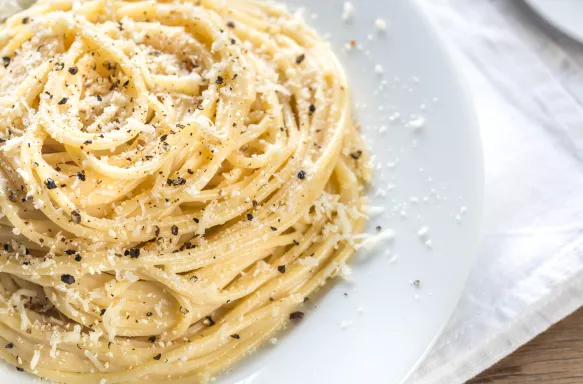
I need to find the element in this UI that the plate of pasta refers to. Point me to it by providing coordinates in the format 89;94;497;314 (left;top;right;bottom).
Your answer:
0;0;482;383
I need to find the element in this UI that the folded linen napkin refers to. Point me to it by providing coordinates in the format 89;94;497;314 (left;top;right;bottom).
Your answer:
410;0;583;382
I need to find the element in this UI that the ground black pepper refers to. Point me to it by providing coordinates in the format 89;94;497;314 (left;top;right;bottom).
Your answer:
45;178;57;189
61;274;75;285
205;316;215;326
124;248;140;258
167;177;186;186
70;211;81;224
289;311;304;320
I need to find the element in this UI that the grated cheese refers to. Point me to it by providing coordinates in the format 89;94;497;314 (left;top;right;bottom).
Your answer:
298;256;319;267
339;262;352;280
89;328;103;343
63;325;81;343
10;289;36;330
409;116;426;131
49;331;61;358
340;320;352;330
375;18;387;31
342;2;354;21
103;298;125;342
84;350;107;372
30;349;41;370
354;229;395;251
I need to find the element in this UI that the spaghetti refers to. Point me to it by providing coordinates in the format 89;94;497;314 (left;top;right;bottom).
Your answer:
0;0;370;382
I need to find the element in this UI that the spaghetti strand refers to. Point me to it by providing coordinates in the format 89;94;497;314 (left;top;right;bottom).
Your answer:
0;0;371;382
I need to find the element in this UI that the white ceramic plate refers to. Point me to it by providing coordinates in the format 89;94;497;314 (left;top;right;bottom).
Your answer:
525;0;583;44
223;1;483;383
1;1;483;383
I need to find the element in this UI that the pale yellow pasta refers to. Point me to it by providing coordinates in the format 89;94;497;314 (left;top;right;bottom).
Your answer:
0;0;370;382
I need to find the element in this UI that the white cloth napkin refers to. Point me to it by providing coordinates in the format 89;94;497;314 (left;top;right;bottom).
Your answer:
410;0;583;383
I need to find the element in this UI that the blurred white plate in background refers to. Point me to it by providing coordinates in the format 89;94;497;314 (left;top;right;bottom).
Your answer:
525;0;583;44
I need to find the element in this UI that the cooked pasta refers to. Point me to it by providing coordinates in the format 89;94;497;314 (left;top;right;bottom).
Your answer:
0;0;370;382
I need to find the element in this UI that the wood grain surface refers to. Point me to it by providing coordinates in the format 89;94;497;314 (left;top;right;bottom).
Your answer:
468;307;583;383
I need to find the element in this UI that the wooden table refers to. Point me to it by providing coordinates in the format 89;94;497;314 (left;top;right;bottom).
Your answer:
468;307;583;383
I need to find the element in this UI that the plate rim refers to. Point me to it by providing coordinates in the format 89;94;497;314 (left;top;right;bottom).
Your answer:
399;1;485;382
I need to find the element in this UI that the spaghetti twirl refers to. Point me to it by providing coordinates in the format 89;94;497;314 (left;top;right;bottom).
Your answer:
0;0;370;382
